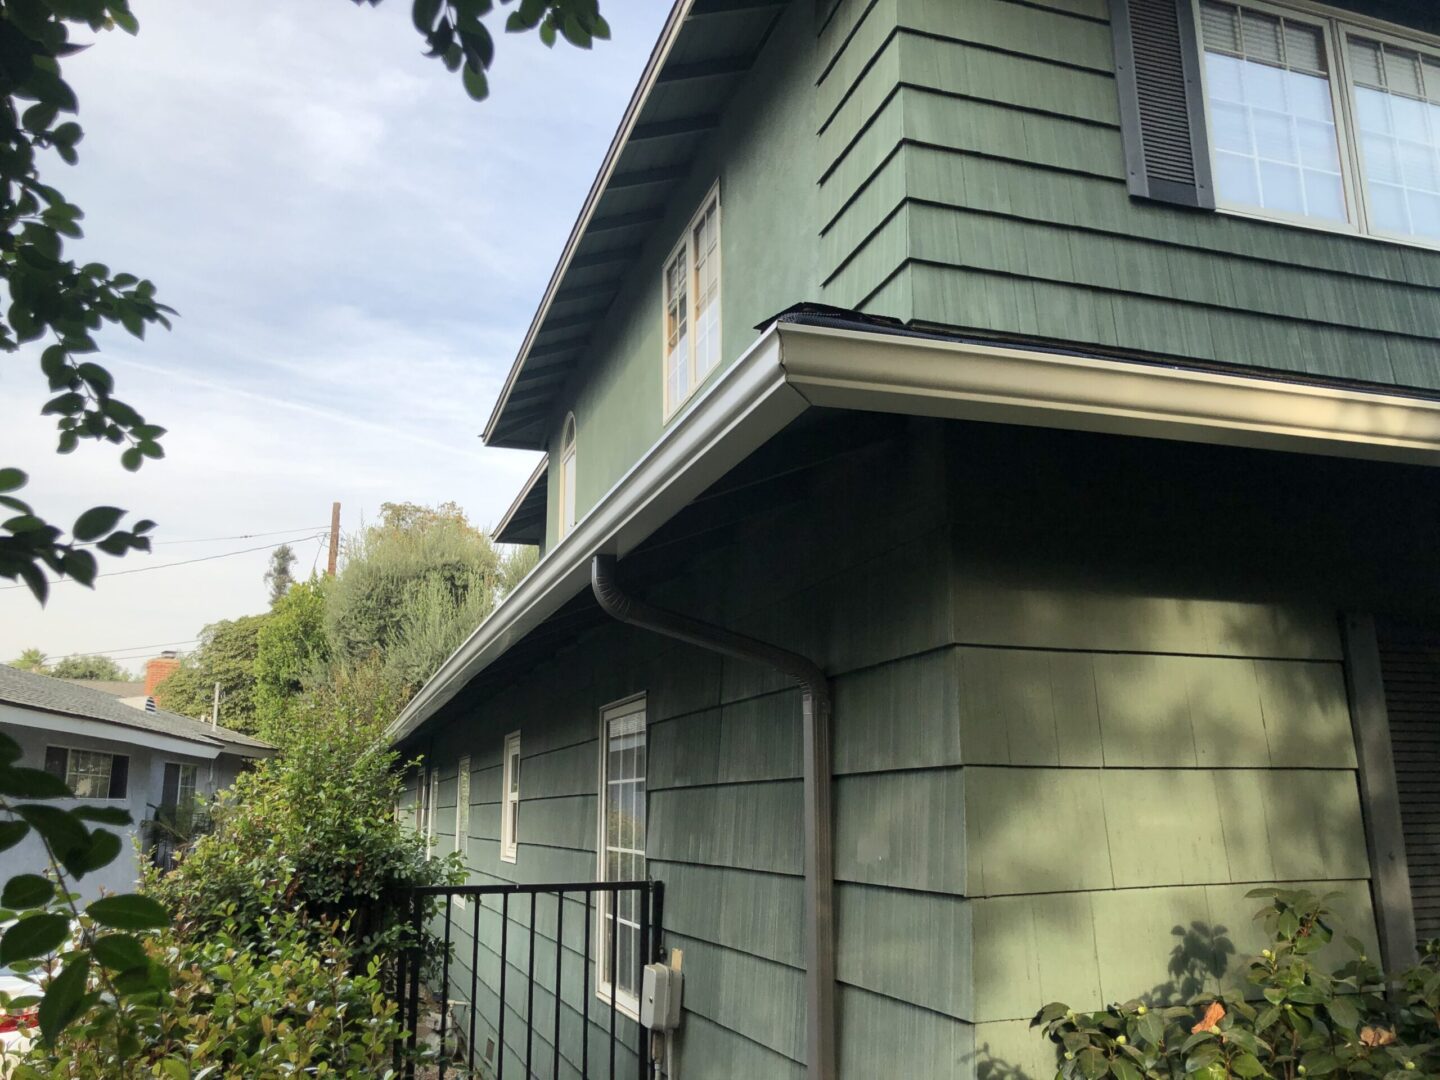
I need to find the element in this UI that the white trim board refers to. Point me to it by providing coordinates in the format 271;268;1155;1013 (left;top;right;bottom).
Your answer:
389;322;1440;742
0;705;222;760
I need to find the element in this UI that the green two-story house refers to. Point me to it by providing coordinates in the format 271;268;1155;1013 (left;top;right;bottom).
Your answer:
389;0;1440;1076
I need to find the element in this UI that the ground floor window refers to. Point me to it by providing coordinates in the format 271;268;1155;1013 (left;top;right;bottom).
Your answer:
596;695;647;1012
45;746;128;799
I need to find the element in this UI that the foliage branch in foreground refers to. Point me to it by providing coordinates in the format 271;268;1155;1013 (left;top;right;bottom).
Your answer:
1037;889;1440;1080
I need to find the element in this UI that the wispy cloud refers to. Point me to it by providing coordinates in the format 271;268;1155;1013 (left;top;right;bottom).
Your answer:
0;0;669;667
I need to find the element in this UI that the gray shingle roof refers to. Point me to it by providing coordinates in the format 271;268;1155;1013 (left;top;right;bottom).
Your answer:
0;664;272;756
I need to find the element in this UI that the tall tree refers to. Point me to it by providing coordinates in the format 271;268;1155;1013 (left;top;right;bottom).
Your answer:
9;647;47;673
154;615;269;732
1;0;609;603
264;543;297;606
325;501;501;699
253;576;331;737
49;653;128;680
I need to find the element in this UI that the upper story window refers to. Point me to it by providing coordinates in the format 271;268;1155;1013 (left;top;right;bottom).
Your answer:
1195;0;1440;244
558;414;577;538
662;186;721;420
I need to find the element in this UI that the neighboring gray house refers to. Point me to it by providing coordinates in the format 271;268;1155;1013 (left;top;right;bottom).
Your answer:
0;665;272;900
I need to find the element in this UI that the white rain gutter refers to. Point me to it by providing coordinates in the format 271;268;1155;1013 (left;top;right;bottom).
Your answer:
393;320;1440;744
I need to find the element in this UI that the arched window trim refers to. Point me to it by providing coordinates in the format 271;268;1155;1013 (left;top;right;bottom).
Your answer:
559;413;578;538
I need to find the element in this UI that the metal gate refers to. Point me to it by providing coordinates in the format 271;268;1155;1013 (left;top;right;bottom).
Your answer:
395;880;663;1079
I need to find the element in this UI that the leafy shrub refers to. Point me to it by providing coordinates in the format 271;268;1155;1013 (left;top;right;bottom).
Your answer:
1037;889;1440;1080
16;908;401;1079
252;575;331;737
143;665;461;963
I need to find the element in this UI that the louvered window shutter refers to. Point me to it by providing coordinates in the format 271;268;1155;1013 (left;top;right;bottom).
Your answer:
1110;0;1216;208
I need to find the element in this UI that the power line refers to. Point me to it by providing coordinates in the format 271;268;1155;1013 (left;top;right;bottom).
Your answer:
0;533;327;592
76;525;329;548
41;638;202;661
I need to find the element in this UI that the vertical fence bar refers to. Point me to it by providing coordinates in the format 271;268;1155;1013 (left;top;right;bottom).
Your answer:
637;885;650;1080
393;927;408;1075
583;891;592;1079
406;893;423;1080
553;892;565;1080
468;897;480;1074
526;891;538;1079
498;893;509;1080
609;885;618;1080
439;899;453;1080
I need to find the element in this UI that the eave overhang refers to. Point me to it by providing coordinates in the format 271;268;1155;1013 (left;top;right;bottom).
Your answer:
483;0;788;451
390;321;1440;743
494;457;549;546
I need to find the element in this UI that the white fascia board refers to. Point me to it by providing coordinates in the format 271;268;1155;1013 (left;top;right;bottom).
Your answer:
389;327;803;742
777;324;1440;466
0;707;222;760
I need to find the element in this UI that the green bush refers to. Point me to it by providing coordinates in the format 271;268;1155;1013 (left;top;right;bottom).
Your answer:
143;661;461;963
16;908;401;1080
1037;889;1440;1080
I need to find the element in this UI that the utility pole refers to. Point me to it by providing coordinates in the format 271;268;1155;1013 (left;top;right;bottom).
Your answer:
327;502;341;577
211;681;220;728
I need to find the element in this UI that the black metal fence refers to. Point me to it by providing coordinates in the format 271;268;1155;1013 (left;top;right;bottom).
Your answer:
395;880;664;1080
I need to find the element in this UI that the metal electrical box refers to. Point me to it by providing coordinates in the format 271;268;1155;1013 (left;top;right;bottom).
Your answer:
640;963;683;1031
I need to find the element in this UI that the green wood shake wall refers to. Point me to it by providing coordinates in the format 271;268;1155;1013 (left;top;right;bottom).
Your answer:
817;0;1440;392
399;415;1440;1078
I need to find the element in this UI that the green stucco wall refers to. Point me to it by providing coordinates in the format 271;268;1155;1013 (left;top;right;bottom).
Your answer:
818;0;1440;392
405;414;1440;1078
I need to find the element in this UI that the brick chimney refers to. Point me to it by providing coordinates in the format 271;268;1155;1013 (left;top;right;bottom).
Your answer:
145;651;180;696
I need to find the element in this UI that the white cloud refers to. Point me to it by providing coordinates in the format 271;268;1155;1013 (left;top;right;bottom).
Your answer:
0;0;669;667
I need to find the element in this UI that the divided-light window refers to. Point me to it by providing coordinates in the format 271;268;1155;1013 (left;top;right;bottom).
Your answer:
662;187;721;420
45;746;128;800
1197;0;1440;244
500;732;520;864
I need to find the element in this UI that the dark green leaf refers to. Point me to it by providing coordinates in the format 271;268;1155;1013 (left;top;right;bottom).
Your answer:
37;955;89;1046
0;913;70;964
0;766;71;799
71;806;130;826
1;875;55;909
66;827;120;878
86;894;168;931
0;468;25;494
15;804;87;858
71;506;124;542
91;933;147;972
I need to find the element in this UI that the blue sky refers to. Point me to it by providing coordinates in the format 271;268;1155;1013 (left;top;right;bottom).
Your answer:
0;0;669;672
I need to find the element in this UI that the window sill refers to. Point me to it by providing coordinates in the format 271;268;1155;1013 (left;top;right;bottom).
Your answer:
1215;203;1440;255
594;987;640;1023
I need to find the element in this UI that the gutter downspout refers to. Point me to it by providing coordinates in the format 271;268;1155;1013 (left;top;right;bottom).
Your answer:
590;554;836;1078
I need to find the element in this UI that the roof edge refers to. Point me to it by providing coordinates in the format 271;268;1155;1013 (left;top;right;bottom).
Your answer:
391;323;802;743
482;0;695;448
493;456;549;546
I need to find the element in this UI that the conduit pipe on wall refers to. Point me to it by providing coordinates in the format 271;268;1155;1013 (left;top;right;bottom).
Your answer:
590;554;836;1079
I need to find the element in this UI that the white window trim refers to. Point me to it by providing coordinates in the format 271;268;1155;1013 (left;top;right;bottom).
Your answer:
454;755;471;907
1193;0;1440;251
500;732;521;864
594;693;647;1020
558;414;578;540
661;183;723;423
162;760;200;802
426;767;440;859
45;743;129;802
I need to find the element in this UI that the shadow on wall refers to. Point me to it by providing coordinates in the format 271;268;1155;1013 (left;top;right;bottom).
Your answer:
967;921;1236;1080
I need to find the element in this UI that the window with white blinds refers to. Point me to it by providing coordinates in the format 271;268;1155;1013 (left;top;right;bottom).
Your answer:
1192;0;1440;245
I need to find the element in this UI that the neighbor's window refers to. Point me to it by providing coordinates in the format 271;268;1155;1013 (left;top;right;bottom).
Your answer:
596;696;646;1013
558;414;578;538
500;733;521;864
45;746;128;800
662;187;721;419
160;762;198;808
1197;0;1440;244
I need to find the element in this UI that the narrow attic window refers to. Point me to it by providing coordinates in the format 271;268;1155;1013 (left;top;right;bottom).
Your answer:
662;185;721;421
559;414;578;538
